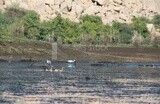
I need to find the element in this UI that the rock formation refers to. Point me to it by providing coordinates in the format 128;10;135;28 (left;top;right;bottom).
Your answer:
0;0;160;24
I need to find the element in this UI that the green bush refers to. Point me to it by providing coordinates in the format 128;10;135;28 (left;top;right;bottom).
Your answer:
22;10;40;39
132;17;150;38
7;21;24;37
0;11;11;24
112;21;134;44
0;11;11;36
79;15;107;44
39;15;82;44
79;14;103;24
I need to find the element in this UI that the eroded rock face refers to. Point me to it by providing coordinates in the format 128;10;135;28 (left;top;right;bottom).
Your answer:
92;0;108;6
0;0;160;24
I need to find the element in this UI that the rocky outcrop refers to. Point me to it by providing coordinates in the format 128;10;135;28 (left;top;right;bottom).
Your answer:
0;0;160;24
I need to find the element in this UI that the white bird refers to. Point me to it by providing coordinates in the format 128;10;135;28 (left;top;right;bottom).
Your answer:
46;60;52;64
67;60;76;63
67;60;76;68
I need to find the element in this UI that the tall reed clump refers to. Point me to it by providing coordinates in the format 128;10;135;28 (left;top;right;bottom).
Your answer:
151;31;160;47
132;31;143;47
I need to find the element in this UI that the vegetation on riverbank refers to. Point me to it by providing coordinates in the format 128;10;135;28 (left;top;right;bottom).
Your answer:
0;5;160;47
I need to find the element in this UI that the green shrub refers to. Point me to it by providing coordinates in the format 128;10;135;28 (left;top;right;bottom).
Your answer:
22;10;40;39
0;11;11;37
7;21;24;37
79;14;103;24
79;15;107;44
132;17;150;38
112;21;134;44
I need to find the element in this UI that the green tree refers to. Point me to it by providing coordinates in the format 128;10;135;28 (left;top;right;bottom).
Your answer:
38;21;52;40
0;11;11;37
112;21;134;44
39;15;81;43
79;15;106;44
27;27;39;39
22;10;40;39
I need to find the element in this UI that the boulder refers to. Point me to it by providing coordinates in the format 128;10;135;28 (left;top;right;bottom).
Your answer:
83;5;100;15
68;10;77;20
53;0;65;5
114;7;121;13
1;0;160;24
79;0;91;4
60;2;68;11
19;3;29;9
147;24;156;33
45;4;54;14
67;0;72;12
92;0;107;6
75;4;84;16
44;0;54;5
119;14;127;21
35;0;46;12
0;0;4;5
4;0;12;6
113;0;123;5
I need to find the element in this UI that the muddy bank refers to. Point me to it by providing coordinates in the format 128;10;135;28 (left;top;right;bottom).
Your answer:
59;45;160;62
0;41;160;62
0;40;52;61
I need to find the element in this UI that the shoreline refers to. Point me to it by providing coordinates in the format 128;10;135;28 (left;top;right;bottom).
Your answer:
0;40;160;62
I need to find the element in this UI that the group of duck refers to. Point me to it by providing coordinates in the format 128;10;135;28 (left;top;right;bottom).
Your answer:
42;60;76;72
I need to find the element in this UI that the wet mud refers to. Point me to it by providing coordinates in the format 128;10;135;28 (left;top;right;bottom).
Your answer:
0;61;160;104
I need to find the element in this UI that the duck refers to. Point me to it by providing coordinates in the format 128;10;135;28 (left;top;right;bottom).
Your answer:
42;65;51;71
43;66;64;72
52;67;64;72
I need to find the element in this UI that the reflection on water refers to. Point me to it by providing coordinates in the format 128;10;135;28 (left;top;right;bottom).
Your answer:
0;61;160;104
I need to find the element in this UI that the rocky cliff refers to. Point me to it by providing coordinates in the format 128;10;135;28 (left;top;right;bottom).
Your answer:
0;0;160;23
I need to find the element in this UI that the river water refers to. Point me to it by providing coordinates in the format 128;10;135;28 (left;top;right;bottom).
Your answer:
0;61;160;104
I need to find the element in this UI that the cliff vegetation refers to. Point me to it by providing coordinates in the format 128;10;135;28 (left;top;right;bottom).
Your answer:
0;6;160;47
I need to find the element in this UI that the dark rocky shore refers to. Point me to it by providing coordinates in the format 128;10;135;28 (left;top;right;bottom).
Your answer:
0;40;160;62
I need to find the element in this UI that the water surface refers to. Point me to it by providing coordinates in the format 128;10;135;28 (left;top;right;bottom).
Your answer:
0;61;160;104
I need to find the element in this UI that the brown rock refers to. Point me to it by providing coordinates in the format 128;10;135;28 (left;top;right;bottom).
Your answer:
147;24;156;34
83;5;101;15
75;4;84;17
92;0;108;6
113;0;123;5
0;0;160;24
